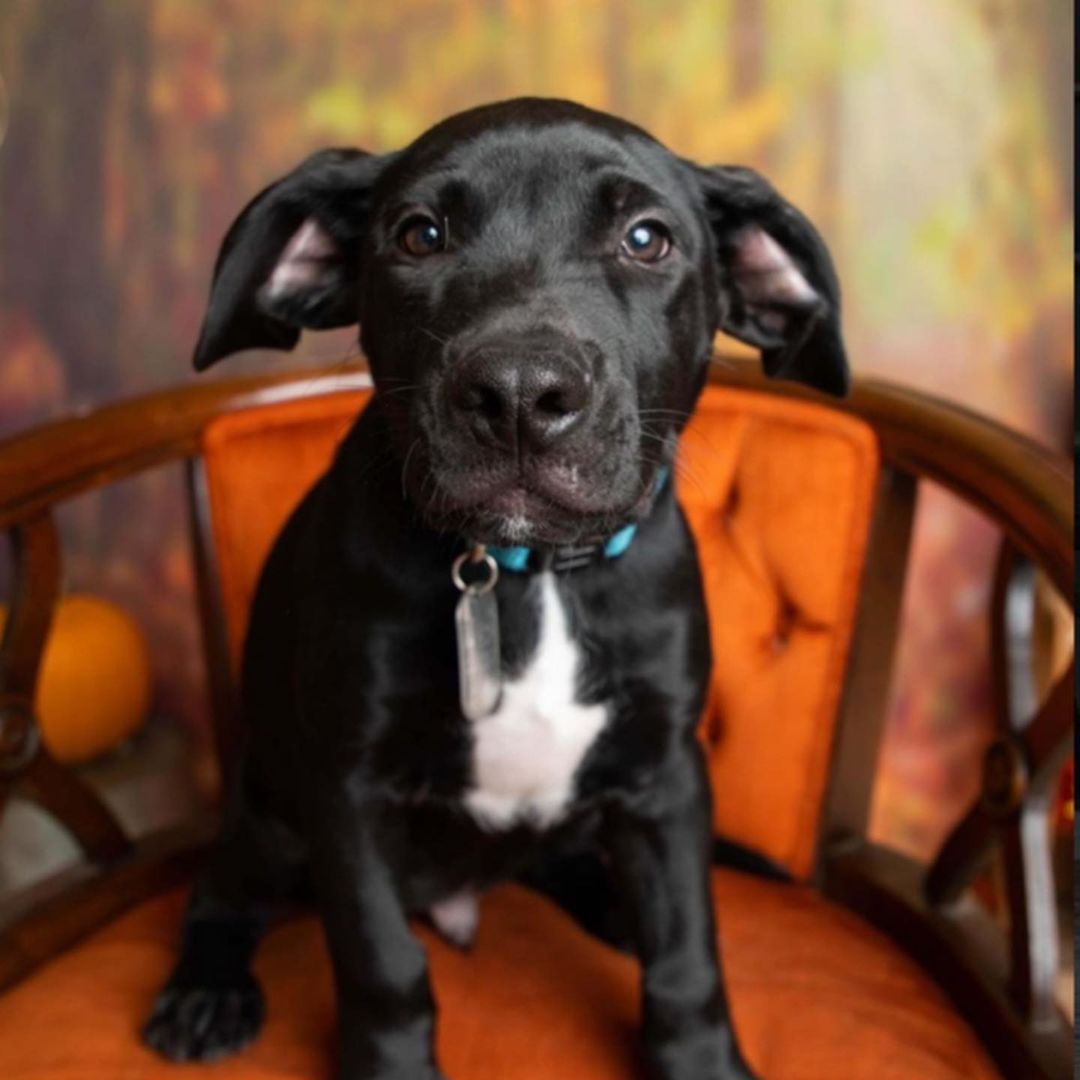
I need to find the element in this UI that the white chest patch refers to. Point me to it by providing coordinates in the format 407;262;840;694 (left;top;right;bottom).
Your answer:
464;573;608;829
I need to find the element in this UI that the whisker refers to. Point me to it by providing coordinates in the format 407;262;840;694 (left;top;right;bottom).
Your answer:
709;353;738;371
638;429;710;500
637;408;693;420
418;327;452;347
376;383;422;401
400;438;421;500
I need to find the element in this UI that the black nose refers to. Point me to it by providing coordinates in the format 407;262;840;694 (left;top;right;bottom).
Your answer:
448;345;592;453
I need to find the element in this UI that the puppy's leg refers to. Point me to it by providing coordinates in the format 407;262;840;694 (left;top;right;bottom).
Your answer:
310;791;444;1080
606;743;759;1080
142;794;300;1062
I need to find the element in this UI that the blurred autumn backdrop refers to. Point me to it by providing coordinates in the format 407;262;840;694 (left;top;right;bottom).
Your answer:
0;0;1072;858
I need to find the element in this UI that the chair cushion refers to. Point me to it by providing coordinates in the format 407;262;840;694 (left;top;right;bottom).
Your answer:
677;389;878;877
0;869;997;1079
200;384;879;879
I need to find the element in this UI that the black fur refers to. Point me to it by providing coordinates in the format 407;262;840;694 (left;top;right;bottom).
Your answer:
144;98;847;1080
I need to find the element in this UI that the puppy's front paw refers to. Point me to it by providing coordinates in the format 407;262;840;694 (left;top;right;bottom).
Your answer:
142;973;265;1062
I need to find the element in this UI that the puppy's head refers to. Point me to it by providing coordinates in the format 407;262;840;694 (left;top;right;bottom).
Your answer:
195;98;848;546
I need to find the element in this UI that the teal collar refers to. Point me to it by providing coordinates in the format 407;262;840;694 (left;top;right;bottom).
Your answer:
485;466;669;574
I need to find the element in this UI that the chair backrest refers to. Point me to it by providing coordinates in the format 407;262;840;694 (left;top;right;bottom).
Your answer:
199;384;879;878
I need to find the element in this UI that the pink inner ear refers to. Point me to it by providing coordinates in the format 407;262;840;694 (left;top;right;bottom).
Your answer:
732;226;818;310
263;217;337;299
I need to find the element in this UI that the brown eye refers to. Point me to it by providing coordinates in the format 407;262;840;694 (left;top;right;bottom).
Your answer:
621;221;671;262
398;216;446;256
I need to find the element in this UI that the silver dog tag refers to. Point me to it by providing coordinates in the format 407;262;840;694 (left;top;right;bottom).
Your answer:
452;547;502;721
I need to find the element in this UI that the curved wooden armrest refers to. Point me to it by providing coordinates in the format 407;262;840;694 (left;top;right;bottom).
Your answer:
0;366;374;529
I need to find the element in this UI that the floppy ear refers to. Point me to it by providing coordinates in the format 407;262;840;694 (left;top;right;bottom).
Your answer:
692;164;849;397
193;148;391;371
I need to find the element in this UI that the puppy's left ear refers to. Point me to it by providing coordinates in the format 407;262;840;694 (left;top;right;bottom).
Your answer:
691;164;849;397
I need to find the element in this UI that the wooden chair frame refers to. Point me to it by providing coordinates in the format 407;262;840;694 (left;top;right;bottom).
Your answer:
0;356;1071;1079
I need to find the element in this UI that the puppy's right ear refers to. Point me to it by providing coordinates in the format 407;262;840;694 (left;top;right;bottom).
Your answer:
193;148;392;371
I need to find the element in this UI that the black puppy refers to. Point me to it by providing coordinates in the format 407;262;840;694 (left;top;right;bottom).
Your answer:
144;98;847;1080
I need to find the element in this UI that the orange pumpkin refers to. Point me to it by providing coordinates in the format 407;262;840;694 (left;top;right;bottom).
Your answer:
0;594;152;764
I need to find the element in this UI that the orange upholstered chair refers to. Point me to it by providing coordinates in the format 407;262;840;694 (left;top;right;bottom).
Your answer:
0;358;1071;1079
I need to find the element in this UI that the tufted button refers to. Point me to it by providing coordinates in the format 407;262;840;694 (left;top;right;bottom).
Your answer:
720;485;740;526
769;597;799;654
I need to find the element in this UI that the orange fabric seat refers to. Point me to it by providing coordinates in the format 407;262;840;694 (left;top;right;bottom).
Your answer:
0;869;997;1079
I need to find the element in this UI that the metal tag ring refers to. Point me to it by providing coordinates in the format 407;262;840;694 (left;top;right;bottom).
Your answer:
452;548;499;595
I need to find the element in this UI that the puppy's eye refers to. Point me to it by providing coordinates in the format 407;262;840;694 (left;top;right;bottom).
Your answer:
398;216;446;256
621;221;671;263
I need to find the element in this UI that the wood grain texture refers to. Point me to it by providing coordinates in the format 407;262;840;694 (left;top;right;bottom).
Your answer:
0;515;132;863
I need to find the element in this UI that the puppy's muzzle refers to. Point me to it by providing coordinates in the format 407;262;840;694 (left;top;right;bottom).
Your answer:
446;340;593;456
